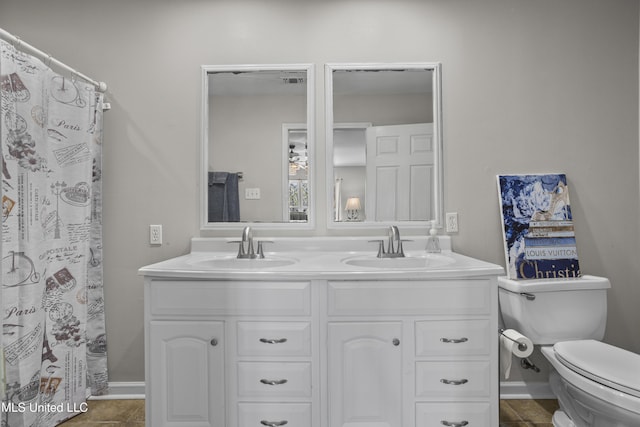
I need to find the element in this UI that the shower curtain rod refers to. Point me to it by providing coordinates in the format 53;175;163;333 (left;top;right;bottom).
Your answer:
0;27;108;93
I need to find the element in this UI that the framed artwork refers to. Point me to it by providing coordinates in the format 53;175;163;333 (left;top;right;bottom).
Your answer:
497;174;581;280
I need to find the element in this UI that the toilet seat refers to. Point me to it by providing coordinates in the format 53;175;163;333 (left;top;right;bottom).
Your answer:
554;340;640;398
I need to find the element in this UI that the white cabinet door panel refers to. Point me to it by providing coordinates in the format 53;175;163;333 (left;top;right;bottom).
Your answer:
328;322;403;427
149;321;225;427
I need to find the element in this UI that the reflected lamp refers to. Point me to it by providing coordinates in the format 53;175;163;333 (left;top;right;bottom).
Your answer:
345;197;361;221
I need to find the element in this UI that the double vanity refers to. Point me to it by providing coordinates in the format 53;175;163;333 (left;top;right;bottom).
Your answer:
139;231;503;427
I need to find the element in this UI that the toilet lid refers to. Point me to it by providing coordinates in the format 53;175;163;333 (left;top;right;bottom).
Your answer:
554;340;640;398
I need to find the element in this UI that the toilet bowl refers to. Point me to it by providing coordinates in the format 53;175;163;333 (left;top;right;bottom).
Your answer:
498;275;640;427
542;341;640;427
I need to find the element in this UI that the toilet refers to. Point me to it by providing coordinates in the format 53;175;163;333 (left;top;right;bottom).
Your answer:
498;275;640;427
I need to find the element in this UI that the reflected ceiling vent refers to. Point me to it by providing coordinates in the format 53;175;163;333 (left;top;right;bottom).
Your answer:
282;77;305;84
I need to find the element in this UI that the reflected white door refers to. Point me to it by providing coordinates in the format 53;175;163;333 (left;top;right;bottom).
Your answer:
365;123;434;221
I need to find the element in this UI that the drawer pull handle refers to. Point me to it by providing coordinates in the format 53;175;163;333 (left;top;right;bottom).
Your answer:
260;420;288;426
260;379;288;386
440;337;468;344
440;378;468;386
210;338;218;346
260;338;288;344
441;421;469;427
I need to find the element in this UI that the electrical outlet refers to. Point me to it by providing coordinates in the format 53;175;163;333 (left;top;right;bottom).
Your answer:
149;224;162;245
445;212;459;233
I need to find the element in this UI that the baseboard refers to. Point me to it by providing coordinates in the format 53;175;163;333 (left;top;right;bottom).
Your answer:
89;381;145;400
92;380;553;401
500;381;555;399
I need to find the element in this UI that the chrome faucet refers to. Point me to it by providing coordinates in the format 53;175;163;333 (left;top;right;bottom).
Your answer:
239;226;255;258
372;225;406;258
233;226;269;259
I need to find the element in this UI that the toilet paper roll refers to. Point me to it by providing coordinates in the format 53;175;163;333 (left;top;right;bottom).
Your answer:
500;329;534;379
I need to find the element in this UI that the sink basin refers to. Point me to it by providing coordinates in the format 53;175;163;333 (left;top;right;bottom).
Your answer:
343;254;455;269
188;256;298;270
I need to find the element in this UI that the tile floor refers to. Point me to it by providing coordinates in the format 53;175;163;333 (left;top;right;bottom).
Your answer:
500;399;559;426
57;398;559;426
57;399;144;426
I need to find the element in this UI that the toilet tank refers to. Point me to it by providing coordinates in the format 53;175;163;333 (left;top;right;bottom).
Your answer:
498;275;610;345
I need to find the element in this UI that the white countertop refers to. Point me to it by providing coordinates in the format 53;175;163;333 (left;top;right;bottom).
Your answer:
139;236;504;280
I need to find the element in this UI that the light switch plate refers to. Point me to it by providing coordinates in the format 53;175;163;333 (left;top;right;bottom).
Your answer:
245;188;261;200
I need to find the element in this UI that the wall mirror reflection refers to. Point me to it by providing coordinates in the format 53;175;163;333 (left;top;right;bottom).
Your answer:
326;63;443;228
201;64;314;230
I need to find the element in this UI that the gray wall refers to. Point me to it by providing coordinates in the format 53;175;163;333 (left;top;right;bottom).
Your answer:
2;0;638;386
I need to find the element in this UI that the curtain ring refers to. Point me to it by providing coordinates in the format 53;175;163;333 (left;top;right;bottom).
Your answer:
46;55;53;68
13;36;21;50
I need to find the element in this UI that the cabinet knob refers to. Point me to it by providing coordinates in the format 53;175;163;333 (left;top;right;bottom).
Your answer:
210;338;218;346
260;421;288;426
392;338;400;346
441;421;469;427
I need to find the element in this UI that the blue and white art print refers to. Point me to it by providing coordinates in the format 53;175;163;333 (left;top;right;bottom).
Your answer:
497;174;581;280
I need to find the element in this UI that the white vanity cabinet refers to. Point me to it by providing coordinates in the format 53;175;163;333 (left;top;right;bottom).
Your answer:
144;279;316;427
327;321;403;426
326;279;498;427
142;244;501;427
148;320;225;427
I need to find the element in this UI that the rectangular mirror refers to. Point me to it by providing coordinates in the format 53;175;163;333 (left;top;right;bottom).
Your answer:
325;63;443;229
201;64;314;230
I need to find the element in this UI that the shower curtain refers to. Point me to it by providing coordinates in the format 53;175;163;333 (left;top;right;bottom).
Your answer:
0;40;108;426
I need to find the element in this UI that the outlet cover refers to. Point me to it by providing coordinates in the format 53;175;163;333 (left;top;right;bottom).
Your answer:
150;224;162;245
445;212;459;233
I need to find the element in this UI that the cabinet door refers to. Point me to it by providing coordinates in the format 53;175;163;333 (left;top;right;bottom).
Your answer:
149;321;225;427
328;322;402;427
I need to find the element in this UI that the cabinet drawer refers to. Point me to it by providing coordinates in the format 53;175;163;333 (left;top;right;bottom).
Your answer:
416;402;491;427
238;403;311;427
237;322;311;357
328;280;491;315
238;362;312;398
149;281;311;316
416;361;491;398
415;319;491;357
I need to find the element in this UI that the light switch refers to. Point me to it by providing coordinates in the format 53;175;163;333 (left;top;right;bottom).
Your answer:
245;188;261;200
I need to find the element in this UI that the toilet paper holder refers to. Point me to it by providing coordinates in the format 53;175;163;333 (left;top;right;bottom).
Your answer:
499;328;529;352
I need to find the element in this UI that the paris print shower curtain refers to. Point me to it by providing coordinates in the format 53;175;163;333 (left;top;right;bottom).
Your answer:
0;40;108;426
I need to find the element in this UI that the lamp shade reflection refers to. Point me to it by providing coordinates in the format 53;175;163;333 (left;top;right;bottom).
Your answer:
345;197;361;221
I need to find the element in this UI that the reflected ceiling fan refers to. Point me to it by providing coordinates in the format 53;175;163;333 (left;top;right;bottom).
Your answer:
289;143;308;173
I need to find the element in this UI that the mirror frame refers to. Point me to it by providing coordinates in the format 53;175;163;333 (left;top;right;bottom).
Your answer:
325;62;444;229
200;64;315;230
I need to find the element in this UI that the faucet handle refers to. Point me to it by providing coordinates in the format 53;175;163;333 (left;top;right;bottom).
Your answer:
369;240;386;258
228;240;245;256
397;239;413;257
256;240;273;259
